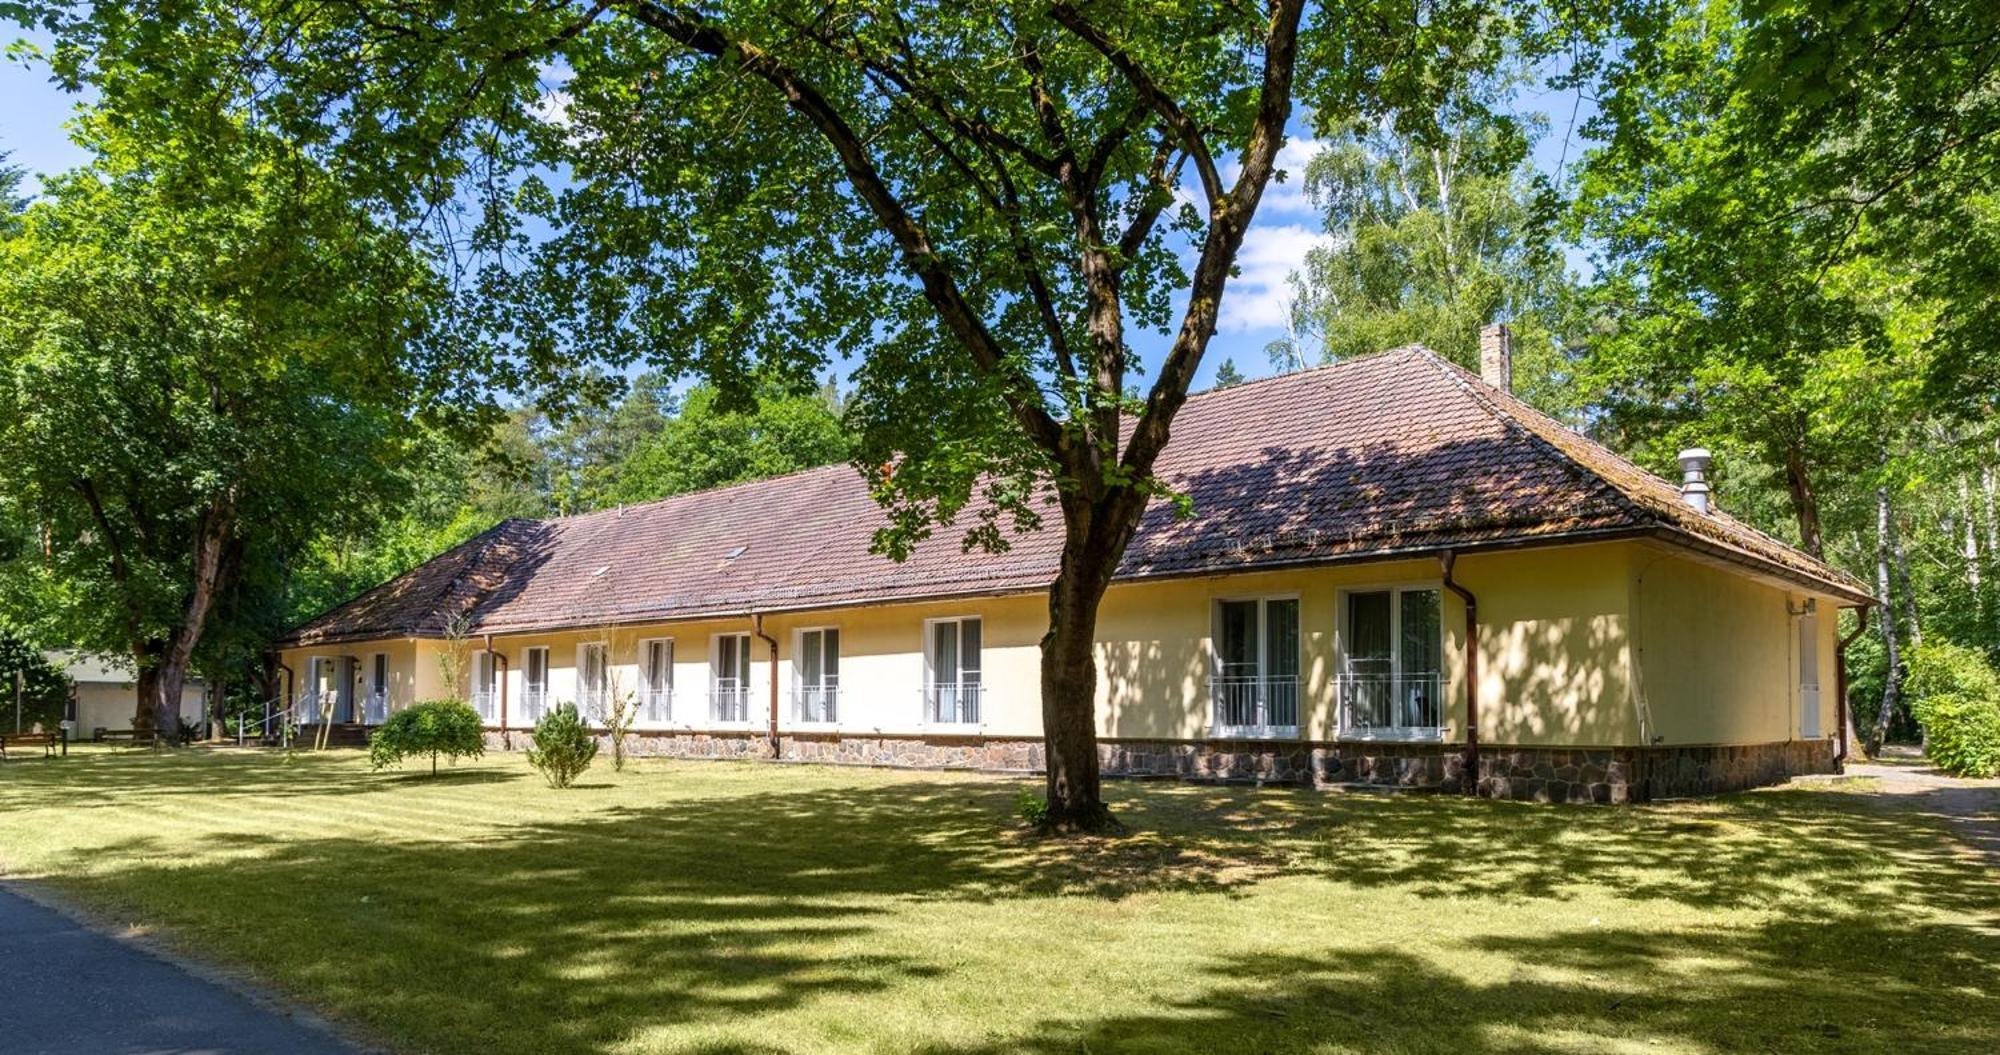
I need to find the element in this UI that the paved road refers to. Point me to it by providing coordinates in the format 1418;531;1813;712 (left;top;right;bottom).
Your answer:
0;884;363;1055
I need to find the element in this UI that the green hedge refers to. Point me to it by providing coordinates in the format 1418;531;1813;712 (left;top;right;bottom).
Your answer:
1906;643;2000;778
369;700;486;775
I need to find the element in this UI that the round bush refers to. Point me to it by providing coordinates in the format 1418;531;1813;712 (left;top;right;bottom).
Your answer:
369;700;486;775
1911;692;2000;779
527;701;597;789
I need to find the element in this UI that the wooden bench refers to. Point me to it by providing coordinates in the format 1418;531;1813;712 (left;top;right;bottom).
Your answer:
94;728;162;750
0;729;63;760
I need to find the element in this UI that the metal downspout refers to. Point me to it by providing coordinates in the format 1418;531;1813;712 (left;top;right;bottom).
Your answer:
1835;606;1870;766
752;613;780;759
1440;551;1480;796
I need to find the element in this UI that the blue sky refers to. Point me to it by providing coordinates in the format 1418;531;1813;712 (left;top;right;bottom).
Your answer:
0;31;1594;394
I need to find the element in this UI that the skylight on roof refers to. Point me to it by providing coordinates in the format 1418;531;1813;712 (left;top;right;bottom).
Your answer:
725;545;748;560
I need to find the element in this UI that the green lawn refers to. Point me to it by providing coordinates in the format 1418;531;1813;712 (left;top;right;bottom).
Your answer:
1;747;1994;1055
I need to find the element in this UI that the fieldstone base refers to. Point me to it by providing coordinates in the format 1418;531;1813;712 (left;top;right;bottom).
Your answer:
479;727;1839;803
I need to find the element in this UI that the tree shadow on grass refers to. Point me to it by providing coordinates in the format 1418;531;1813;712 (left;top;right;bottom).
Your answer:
10;754;1998;1053
1113;780;1999;919
916;915;2000;1055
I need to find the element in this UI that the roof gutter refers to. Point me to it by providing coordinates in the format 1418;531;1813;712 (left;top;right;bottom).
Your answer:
1834;606;1871;766
1439;550;1480;796
751;612;780;759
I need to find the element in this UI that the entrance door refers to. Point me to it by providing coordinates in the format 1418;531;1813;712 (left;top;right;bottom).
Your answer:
1799;611;1821;738
308;658;338;724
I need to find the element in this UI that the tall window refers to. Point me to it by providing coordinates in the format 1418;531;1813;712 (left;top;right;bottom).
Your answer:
797;628;840;723
577;643;608;725
925;618;982;724
713;633;752;722
641;639;673;723
1340;587;1443;737
523;647;550;723
1212;598;1300;734
469;651;497;722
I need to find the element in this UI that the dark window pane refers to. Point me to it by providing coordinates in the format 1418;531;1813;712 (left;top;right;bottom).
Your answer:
1400;589;1441;674
960;619;981;675
1348;591;1392;674
1219;600;1259;677
1266;599;1299;678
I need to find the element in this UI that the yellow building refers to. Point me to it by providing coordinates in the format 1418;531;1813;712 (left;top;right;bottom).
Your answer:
277;341;1870;802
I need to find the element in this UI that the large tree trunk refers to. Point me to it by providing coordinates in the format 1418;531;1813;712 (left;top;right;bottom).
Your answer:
1869;485;1905;757
1782;439;1825;558
1037;500;1134;833
145;500;236;739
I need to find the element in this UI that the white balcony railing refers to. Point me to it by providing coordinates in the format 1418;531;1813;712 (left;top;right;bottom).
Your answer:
639;689;672;724
363;691;389;725
793;684;838;724
471;691;498;723
1210;675;1299;736
1337;672;1444;740
519;689;549;725
923;681;982;726
710;681;752;723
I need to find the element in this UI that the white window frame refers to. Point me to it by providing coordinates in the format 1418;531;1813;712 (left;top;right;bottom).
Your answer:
1208;594;1302;739
792;626;841;727
710;632;756;727
922;615;984;729
470;650;498;723
574;642;609;726
521;646;551;724
637;637;674;725
1334;580;1447;742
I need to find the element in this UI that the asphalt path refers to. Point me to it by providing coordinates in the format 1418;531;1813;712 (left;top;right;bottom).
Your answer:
0;884;364;1054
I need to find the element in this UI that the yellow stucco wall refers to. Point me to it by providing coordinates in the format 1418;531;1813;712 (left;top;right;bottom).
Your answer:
1629;544;1841;746
279;538;1843;749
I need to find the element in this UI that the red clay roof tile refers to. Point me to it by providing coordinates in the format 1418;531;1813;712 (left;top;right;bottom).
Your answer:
282;347;1869;645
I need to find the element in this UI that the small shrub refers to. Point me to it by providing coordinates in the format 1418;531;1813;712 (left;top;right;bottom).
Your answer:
369;700;486;775
1014;789;1048;828
528;702;598;789
1911;692;2000;779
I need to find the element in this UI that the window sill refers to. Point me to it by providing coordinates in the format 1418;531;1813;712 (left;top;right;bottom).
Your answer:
920;723;987;736
1210;726;1301;741
1338;727;1446;743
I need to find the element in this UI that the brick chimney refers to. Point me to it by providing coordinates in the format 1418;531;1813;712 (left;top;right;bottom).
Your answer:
1479;323;1513;392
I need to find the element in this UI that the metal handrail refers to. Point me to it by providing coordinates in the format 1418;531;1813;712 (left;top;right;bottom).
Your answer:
1336;671;1443;737
792;684;839;723
1210;674;1300;733
921;681;982;725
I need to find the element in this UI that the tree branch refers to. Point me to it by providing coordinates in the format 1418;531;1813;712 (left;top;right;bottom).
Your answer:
1049;2;1225;208
1120;0;1305;480
618;0;1070;461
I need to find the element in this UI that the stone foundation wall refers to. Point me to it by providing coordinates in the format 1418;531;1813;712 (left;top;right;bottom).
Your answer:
479;727;1839;803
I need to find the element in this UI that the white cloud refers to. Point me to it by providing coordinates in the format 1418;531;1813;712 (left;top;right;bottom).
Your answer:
1252;135;1327;219
1215;222;1333;333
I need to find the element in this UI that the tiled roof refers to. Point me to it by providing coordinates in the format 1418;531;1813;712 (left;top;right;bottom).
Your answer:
281;347;1870;645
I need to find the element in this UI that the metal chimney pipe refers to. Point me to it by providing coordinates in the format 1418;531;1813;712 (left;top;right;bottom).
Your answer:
1678;448;1714;513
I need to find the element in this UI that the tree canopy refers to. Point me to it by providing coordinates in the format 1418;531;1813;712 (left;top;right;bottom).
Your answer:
0;114;473;732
